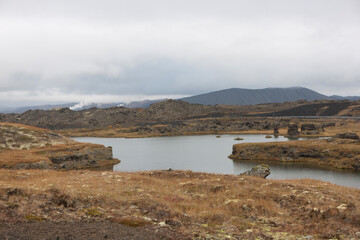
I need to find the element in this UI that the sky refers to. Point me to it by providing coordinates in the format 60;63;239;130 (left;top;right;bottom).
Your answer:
0;0;360;107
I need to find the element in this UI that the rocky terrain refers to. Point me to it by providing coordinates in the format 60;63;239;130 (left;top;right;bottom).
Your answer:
0;123;119;170
1;100;360;239
0;100;359;137
0;169;359;239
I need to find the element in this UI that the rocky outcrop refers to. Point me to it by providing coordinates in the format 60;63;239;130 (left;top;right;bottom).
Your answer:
0;123;119;170
12;144;120;170
335;132;359;140
240;164;270;178
273;126;279;136
229;139;360;170
301;123;322;135
47;145;116;170
287;124;299;138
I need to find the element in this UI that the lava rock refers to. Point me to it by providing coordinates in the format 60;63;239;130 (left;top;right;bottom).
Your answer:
241;164;271;178
287;124;299;138
301;123;321;135
335;132;359;139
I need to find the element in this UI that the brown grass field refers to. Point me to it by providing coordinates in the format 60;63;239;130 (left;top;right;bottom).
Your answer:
0;169;359;239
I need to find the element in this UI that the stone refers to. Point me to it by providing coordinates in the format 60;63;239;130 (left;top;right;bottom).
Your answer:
287;124;299;138
210;185;225;193
273;127;279;136
301;123;321;135
335;132;359;140
240;164;271;178
224;199;240;205
336;203;347;213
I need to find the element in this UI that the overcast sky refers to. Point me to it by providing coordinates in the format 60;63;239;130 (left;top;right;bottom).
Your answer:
0;0;359;106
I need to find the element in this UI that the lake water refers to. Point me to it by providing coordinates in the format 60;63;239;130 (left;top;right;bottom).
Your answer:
73;135;360;189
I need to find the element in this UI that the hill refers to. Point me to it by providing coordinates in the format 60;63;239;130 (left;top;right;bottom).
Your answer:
330;95;360;101
181;87;330;105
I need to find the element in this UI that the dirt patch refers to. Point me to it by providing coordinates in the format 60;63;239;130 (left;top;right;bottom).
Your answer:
0;221;186;240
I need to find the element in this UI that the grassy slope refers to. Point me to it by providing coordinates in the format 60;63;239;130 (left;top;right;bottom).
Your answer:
0;170;359;239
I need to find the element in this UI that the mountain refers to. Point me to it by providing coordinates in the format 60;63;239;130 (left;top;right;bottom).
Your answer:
330;95;360;101
181;87;331;105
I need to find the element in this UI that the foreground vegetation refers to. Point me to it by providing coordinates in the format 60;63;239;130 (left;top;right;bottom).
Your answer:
0;169;359;239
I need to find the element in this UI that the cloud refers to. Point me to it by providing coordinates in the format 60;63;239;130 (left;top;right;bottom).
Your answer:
0;0;359;106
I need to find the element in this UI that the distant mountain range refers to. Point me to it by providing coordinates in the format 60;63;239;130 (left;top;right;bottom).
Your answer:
0;87;358;113
0;99;166;113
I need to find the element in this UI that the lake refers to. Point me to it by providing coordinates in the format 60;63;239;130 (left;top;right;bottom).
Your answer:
73;134;360;189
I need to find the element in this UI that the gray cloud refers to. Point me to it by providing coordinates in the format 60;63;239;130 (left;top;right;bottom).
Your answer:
0;0;359;106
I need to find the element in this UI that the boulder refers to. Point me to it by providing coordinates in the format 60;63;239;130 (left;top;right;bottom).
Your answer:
287;124;299;138
273;127;279;136
335;132;359;140
240;164;270;178
301;123;321;135
322;122;336;128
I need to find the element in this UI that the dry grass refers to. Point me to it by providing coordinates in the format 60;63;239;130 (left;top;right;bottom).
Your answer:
0;122;50;132
0;122;74;150
0;169;359;239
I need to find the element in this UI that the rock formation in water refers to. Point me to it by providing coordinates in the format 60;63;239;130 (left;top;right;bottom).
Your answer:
287;123;300;138
300;123;322;135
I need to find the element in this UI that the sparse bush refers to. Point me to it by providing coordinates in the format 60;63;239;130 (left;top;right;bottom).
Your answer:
84;207;103;216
